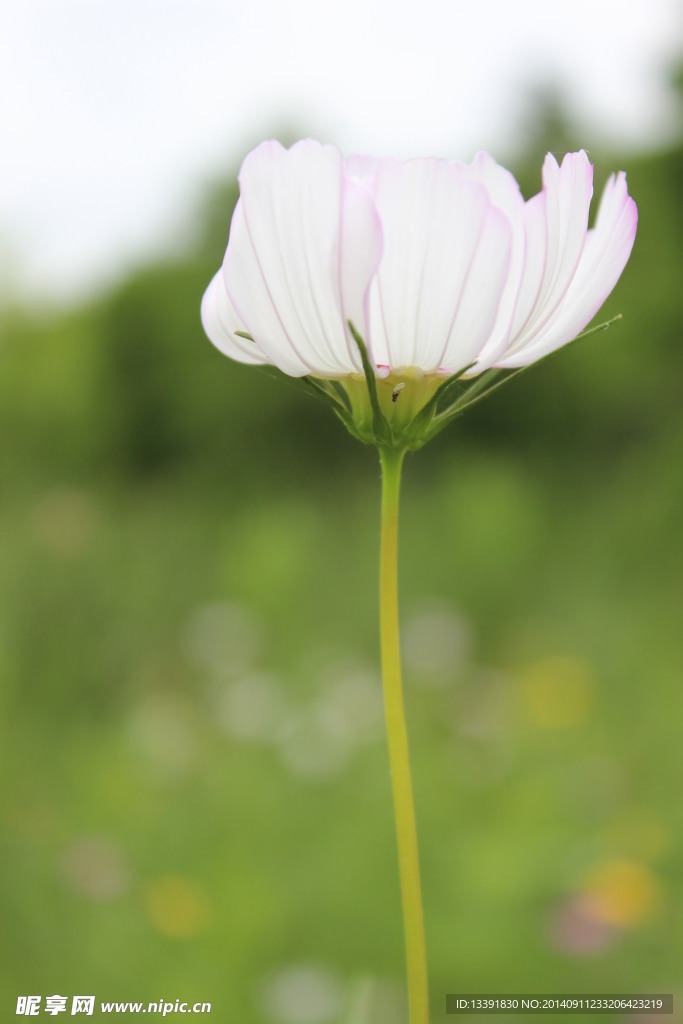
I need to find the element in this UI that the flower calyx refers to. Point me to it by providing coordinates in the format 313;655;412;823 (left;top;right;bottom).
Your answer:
296;316;624;452
306;323;476;451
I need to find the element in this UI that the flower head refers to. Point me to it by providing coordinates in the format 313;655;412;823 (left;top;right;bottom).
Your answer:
202;140;637;448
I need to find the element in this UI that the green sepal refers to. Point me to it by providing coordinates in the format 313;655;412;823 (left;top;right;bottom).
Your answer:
300;375;349;412
439;366;506;415
421;369;514;441
409;362;476;438
422;313;624;442
326;378;353;413
331;406;373;445
250;365;347;418
300;376;366;440
347;321;392;445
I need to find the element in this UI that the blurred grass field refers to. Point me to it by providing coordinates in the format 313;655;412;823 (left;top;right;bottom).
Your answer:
1;133;682;1022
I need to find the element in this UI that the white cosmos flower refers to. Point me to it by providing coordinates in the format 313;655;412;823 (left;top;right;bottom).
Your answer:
202;139;637;385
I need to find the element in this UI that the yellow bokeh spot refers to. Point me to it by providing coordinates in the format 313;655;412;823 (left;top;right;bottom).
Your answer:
583;859;661;927
143;875;210;938
518;655;593;729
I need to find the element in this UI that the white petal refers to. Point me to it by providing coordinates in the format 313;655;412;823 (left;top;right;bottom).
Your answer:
345;153;383;184
364;158;512;373
339;173;384;362
496;172;638;367
460;152;527;369
200;269;271;366
439;205;513;372
224;139;381;377
222;200;311;376
505;192;548;343
501;150;594;360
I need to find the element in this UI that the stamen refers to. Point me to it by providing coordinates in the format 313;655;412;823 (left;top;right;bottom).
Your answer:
392;382;406;403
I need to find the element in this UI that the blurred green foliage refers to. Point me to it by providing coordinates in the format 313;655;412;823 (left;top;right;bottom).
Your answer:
1;126;682;1024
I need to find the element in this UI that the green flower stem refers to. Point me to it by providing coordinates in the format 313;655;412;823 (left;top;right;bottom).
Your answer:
378;447;429;1024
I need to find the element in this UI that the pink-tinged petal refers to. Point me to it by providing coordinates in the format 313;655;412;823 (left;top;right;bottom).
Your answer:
338;174;384;365
223;199;311;376
203;141;637;388
460;151;527;369
496;172;637;367
200;269;272;366
364;158;512;373
505;192;548;341
224;139;382;377
439;204;512;372
345;152;384;186
502;151;594;360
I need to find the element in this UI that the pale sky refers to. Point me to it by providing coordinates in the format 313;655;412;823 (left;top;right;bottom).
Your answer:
2;0;681;304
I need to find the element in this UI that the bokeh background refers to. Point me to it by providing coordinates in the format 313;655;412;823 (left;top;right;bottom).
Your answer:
1;2;682;1022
